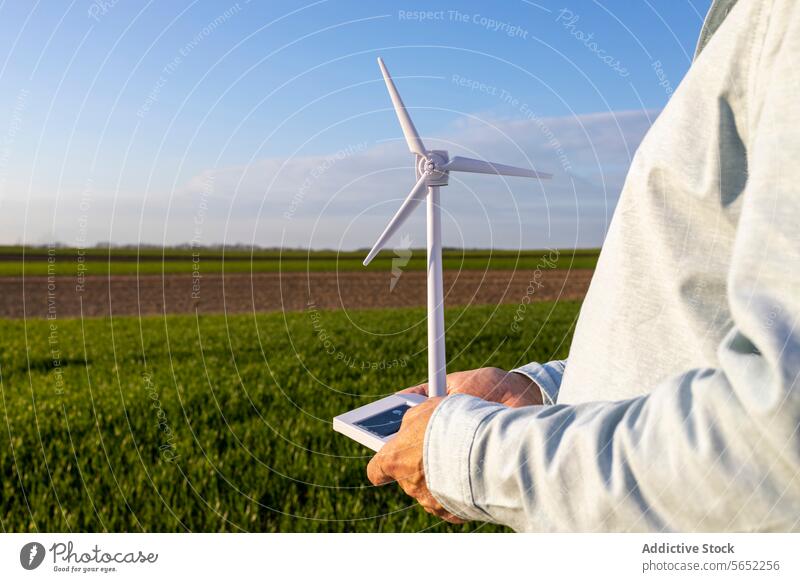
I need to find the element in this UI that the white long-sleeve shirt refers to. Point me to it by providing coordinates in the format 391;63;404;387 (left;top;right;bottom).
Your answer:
424;0;800;532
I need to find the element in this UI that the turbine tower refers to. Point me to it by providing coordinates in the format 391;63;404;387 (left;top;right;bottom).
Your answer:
365;58;551;397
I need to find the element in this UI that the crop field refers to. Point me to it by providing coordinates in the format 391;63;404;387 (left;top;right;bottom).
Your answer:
0;246;599;276
0;300;579;532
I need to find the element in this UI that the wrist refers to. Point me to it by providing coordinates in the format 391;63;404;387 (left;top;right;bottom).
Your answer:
509;370;544;406
510;361;566;406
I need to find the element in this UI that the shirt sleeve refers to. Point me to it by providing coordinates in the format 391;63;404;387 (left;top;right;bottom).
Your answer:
424;3;800;532
511;359;567;405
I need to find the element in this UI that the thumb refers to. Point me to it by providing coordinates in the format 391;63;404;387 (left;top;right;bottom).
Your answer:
366;455;394;486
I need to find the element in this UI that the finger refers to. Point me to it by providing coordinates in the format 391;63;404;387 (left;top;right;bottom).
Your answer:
398;383;428;396
426;505;465;524
420;501;465;524
366;455;394;486
394;471;425;499
439;511;466;524
418;490;460;519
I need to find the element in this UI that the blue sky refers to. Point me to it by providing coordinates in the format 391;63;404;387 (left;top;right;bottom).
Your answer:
0;0;711;249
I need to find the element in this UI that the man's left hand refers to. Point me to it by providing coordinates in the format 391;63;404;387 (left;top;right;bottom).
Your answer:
366;397;465;524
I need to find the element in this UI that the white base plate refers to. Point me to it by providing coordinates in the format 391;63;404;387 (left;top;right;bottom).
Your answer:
333;393;427;451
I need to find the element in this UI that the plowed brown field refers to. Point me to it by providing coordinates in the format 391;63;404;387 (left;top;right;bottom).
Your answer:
0;269;592;319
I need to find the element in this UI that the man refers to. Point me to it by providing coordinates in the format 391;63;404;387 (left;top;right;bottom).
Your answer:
367;0;800;531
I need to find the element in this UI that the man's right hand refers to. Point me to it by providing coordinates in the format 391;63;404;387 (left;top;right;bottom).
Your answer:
399;367;542;408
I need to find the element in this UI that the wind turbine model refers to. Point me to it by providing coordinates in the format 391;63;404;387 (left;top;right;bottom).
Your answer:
333;58;551;451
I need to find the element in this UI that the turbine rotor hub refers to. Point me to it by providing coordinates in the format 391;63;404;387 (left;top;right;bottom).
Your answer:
418;150;449;186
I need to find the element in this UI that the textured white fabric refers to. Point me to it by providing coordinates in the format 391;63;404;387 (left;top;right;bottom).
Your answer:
425;0;800;531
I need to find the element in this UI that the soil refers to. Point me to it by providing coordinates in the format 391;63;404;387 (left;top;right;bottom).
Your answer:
0;269;593;319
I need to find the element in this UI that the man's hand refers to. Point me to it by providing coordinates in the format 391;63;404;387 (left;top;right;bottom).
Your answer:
366;397;465;523
400;367;542;407
367;368;540;522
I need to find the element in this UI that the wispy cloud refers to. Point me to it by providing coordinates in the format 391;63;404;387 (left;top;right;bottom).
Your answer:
2;109;654;249
176;108;654;249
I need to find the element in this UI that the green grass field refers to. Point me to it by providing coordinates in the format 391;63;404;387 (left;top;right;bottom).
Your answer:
0;246;599;276
0;301;579;532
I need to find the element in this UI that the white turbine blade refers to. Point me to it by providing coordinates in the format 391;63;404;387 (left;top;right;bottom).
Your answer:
377;57;426;157
363;174;429;266
443;156;552;179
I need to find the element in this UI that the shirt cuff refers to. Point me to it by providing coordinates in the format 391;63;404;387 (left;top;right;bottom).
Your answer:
511;360;566;405
423;394;506;521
